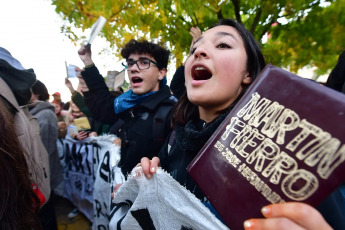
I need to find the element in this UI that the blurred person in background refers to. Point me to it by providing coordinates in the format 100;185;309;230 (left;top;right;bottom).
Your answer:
29;79;63;230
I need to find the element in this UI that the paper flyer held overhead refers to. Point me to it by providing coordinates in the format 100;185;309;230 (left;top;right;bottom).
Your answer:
65;62;78;78
87;16;107;45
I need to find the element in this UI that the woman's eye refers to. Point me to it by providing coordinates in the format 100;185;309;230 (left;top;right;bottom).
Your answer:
190;47;197;55
217;43;231;49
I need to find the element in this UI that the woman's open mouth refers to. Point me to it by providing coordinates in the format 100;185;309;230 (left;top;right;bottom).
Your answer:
192;65;212;81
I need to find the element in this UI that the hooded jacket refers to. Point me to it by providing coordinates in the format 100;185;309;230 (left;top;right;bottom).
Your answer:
29;101;63;191
0;47;50;204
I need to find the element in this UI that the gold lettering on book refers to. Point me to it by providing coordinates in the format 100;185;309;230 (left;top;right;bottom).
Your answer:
221;147;241;168
237;163;285;203
218;92;345;202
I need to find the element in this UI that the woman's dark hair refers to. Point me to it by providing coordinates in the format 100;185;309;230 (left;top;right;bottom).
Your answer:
172;18;266;127
0;98;41;230
31;80;50;101
121;39;170;70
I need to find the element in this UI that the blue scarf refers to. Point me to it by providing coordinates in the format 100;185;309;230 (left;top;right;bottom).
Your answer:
114;90;156;114
113;76;167;114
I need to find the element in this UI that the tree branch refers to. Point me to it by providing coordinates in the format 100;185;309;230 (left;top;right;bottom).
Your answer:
258;17;275;41
217;9;223;20
250;6;262;34
232;0;242;24
109;0;131;22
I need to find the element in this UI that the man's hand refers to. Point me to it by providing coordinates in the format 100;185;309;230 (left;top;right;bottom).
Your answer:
78;44;93;66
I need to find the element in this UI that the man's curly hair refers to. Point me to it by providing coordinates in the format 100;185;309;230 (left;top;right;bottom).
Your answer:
121;39;170;70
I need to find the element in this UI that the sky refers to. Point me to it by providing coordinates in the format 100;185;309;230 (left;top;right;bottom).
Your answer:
0;0;124;102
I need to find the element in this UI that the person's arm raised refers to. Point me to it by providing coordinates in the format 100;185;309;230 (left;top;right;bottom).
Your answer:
65;77;76;94
78;44;94;67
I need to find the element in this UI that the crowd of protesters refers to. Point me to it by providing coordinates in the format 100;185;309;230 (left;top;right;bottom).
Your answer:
1;17;345;230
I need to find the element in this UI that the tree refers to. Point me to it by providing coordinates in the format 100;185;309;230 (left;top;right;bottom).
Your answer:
264;0;345;75
52;0;344;75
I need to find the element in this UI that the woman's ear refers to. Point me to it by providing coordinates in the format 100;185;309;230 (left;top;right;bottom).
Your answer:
242;73;252;85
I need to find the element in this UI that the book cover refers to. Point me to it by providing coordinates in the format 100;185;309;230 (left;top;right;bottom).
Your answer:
187;64;345;229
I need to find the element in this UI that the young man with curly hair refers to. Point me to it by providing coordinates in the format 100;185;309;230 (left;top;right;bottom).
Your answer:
78;40;176;176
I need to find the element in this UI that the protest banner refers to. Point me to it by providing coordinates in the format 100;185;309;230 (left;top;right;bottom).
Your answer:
109;167;228;230
90;135;125;230
64;136;95;221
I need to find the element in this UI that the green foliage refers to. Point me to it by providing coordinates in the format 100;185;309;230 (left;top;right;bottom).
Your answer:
264;0;345;76
51;0;344;75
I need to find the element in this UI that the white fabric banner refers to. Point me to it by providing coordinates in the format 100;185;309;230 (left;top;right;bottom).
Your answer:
63;134;125;228
90;135;125;230
64;136;95;221
109;167;229;230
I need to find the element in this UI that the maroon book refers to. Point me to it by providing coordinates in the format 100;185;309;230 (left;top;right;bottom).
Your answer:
187;64;345;230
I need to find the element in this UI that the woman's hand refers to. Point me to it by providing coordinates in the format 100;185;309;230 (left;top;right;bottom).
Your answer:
140;157;160;179
88;131;97;137
112;138;121;146
111;183;123;199
74;130;89;140
243;202;332;230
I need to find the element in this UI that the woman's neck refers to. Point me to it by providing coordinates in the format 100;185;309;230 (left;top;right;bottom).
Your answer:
198;102;234;123
198;106;224;123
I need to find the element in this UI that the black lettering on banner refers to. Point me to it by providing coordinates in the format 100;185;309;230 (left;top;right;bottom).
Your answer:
65;142;83;173
65;142;76;171
181;227;194;230
75;143;84;173
131;209;156;230
84;144;92;175
99;151;110;182
84;177;93;196
130;209;195;230
92;144;100;180
75;178;82;191
111;201;196;229
97;225;107;230
65;142;95;174
93;143;101;165
95;199;108;219
110;200;133;230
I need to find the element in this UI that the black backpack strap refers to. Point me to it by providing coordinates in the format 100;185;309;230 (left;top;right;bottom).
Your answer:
152;103;174;147
167;130;176;155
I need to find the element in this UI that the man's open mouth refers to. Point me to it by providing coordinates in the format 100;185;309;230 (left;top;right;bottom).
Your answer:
192;65;212;80
131;77;143;84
